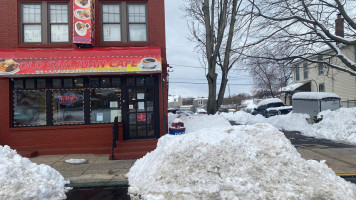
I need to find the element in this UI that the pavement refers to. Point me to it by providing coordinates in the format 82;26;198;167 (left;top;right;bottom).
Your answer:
29;154;135;186
29;132;356;187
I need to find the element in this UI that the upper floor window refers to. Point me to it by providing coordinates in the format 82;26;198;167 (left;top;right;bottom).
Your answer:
21;3;69;44
295;64;300;81
303;63;308;79
319;83;325;92
102;4;121;42
128;4;147;42
318;56;324;75
101;3;147;43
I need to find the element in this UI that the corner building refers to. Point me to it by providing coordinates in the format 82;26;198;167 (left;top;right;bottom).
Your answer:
0;0;168;159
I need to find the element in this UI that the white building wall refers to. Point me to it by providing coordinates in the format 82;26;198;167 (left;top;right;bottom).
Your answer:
291;45;356;107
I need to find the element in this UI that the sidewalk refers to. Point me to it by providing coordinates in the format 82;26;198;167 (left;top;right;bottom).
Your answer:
29;154;135;186
29;147;356;187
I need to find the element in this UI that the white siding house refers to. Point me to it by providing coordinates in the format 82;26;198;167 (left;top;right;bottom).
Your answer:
283;45;356;107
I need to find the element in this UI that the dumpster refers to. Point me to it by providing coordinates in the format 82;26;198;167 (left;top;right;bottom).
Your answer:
292;92;341;120
169;117;186;135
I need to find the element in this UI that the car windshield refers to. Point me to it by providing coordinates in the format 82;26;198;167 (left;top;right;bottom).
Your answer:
267;102;284;108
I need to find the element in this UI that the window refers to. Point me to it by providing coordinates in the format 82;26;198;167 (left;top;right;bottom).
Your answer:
11;77;127;127
128;4;147;42
319;83;325;92
102;4;121;42
318;56;324;75
91;89;122;123
12;79;46;127
101;3;147;42
295;64;300;81
303;63;308;79
49;4;69;42
53;90;84;125
21;3;69;43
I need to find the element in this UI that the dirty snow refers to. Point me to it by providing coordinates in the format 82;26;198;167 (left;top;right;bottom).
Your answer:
222;107;356;145
65;158;86;164
128;122;356;199
0;145;71;200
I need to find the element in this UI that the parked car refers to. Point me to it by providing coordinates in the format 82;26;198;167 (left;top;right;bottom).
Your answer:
252;98;292;118
176;109;194;116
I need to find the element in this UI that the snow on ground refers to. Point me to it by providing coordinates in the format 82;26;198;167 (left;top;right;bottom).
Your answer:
222;107;356;145
309;108;356;144
65;158;86;164
128;122;356;199
0;145;71;200
168;113;231;133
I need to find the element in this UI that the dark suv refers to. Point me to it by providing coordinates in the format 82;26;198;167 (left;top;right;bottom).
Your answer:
251;98;292;118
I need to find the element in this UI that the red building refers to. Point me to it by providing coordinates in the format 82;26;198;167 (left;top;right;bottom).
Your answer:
0;0;168;159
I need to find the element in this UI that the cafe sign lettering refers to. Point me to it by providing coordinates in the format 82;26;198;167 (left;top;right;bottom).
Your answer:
56;93;80;105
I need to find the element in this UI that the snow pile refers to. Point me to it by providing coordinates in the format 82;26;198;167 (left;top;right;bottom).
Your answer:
223;108;356;145
307;108;356;144
222;111;310;132
179;114;231;133
127;123;356;199
0;145;70;200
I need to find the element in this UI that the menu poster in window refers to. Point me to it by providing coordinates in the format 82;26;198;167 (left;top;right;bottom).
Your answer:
137;113;146;122
73;0;95;45
110;101;118;108
97;113;103;122
138;102;145;110
111;110;121;122
137;93;145;100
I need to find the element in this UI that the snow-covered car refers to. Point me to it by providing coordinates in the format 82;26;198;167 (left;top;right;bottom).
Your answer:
252;98;292;118
176;109;194;116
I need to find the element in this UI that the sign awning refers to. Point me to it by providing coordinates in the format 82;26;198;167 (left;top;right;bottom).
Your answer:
0;47;162;77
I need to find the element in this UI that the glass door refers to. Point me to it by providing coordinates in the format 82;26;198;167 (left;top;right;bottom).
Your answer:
124;76;158;140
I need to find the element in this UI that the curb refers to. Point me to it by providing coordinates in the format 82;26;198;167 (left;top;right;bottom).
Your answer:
337;174;356;177
66;181;129;188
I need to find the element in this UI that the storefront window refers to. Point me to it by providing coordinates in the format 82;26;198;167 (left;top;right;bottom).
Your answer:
53;90;84;125
13;90;46;126
91;89;122;123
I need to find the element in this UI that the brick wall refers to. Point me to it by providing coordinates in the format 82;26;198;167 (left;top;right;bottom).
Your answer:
0;0;168;155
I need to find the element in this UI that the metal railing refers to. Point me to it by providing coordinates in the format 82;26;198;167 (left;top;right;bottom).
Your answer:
112;117;118;159
341;100;356;108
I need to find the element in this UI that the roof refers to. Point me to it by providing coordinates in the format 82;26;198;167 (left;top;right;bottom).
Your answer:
257;98;283;107
279;82;308;92
292;92;340;100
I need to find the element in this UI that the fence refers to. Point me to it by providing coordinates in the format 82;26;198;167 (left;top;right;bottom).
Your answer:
341;100;356;108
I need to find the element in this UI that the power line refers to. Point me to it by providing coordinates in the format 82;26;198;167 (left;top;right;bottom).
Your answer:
170;81;254;85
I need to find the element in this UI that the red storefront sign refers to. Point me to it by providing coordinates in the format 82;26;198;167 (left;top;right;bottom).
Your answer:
0;47;162;76
73;0;95;45
137;113;146;122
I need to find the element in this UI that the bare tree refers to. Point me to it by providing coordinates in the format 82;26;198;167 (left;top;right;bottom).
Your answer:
184;0;253;114
246;42;293;97
242;0;356;76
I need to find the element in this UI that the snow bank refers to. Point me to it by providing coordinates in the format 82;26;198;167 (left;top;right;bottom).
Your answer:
222;111;310;132
307;108;356;144
180;114;231;133
127;123;356;199
0;145;70;200
223;108;356;145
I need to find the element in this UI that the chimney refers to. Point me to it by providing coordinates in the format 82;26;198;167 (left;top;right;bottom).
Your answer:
335;13;344;38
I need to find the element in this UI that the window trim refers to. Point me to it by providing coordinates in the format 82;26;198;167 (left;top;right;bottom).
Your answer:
303;63;308;79
20;2;70;44
127;3;148;42
100;2;148;43
48;3;70;43
295;64;300;81
20;3;43;43
101;2;123;43
319;83;325;92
